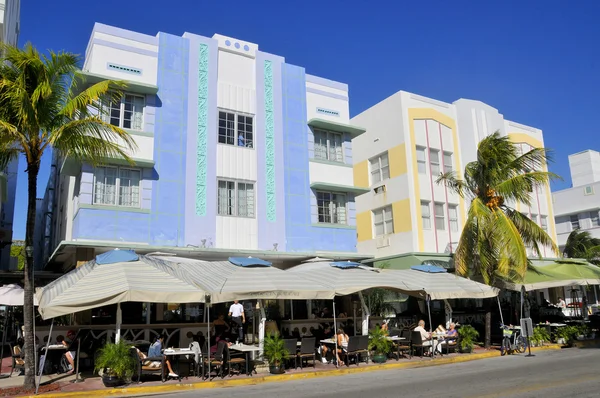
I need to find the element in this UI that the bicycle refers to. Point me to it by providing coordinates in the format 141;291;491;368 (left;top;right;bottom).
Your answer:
500;324;527;356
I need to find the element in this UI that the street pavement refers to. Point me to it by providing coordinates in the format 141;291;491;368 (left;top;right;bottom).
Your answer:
154;348;600;398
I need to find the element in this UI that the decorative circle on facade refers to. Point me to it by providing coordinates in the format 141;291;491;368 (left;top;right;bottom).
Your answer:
235;42;241;49
225;40;231;46
244;45;249;51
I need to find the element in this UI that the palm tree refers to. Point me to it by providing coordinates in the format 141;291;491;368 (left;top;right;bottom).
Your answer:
0;43;136;389
563;230;600;265
437;132;559;347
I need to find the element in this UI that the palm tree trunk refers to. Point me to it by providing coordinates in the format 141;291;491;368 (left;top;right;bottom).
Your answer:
484;299;491;349
22;163;39;389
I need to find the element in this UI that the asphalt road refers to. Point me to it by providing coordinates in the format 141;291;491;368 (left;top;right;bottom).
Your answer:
153;348;599;398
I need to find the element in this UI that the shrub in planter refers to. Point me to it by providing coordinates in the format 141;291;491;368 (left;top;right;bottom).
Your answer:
458;325;479;353
94;341;136;387
368;327;392;363
555;326;578;346
530;327;551;347
263;332;288;374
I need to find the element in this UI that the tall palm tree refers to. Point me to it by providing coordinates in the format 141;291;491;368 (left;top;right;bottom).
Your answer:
0;43;135;389
563;230;600;265
437;132;559;347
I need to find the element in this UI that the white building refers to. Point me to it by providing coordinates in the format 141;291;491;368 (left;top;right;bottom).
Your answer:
553;150;600;250
351;91;557;258
0;0;19;47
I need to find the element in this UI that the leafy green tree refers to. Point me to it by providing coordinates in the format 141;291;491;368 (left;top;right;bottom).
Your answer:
0;43;135;389
563;230;600;265
10;243;25;270
437;132;559;347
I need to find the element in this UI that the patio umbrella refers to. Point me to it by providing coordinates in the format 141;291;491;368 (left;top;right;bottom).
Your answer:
0;284;39;306
499;265;586;292
541;261;600;286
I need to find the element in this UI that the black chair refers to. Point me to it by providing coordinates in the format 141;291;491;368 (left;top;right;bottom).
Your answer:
393;329;412;360
443;335;459;354
203;341;226;380
10;345;24;377
410;331;429;358
297;337;316;369
225;345;247;377
339;336;368;366
283;339;298;369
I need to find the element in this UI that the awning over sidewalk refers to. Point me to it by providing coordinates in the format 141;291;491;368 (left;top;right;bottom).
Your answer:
499;261;589;292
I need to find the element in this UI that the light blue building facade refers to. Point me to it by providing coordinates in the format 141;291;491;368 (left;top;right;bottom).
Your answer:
41;24;368;269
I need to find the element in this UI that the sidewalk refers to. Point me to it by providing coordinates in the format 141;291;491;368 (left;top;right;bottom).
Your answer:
0;344;562;397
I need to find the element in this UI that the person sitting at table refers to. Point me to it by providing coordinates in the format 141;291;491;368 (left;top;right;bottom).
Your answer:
556;297;567;309
135;334;179;378
414;320;434;354
381;320;390;333
210;335;233;354
57;332;76;373
317;324;334;363
335;328;350;365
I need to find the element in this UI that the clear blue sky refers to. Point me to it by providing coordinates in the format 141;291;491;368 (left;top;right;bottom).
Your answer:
12;0;600;239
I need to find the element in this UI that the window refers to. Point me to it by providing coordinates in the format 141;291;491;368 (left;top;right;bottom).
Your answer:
448;205;458;232
314;129;343;162
370;153;390;184
443;152;453;174
531;213;538;224
540;215;548;231
416;146;427;174
570;214;580;231
218;111;254;148
591;211;600;227
316;191;347;224
217;180;255;217
93;166;140;207
434;202;445;230
373;206;394;236
585;186;594;196
421;201;431;229
429;149;440;176
102;93;144;130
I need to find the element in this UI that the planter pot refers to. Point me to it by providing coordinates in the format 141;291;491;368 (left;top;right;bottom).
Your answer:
459;346;473;354
556;338;566;345
269;364;285;374
372;354;387;363
102;375;125;388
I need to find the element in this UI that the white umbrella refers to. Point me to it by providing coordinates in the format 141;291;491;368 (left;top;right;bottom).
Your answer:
0;284;39;306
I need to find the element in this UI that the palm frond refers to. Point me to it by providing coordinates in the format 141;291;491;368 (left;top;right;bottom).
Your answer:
505;208;559;257
495;171;560;205
436;171;468;197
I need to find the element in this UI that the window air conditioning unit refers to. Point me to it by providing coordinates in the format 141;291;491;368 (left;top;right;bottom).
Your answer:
376;236;390;248
374;185;386;195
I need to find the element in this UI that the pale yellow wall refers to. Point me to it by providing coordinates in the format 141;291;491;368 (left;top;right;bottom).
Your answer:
353;160;369;188
392;199;412;233
388;143;407;178
356;211;372;242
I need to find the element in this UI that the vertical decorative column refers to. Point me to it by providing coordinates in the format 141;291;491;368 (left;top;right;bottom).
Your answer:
195;43;209;216
264;60;276;222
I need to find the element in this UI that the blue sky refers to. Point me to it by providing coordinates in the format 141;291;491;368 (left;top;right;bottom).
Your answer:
12;0;600;238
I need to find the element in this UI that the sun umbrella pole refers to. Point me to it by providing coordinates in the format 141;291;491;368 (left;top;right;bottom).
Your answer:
206;296;210;380
36;318;53;394
357;292;370;336
115;303;122;343
497;296;504;326
332;299;338;367
427;295;432;332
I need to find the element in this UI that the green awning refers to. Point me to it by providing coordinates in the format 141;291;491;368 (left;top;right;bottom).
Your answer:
501;262;590;291
307;118;366;138
310;182;369;195
78;71;159;95
541;261;600;284
373;253;454;270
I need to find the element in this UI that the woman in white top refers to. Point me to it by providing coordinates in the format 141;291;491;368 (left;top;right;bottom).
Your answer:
335;328;349;365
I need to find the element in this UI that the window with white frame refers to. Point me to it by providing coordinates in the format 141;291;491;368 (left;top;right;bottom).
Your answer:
218;110;254;148
316;191;347;224
585;186;594;196
416;146;427;174
540;215;548;231
531;213;538;225
369;152;390;184
373;206;394;237
434;202;445;230
443;152;453;174
93;166;141;207
217;180;255;217
591;211;600;227
429;149;441;176
448;205;458;232
314;129;343;162
102;93;145;130
570;214;580;230
421;201;431;229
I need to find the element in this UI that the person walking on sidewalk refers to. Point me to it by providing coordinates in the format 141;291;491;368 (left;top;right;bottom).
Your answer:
229;300;246;343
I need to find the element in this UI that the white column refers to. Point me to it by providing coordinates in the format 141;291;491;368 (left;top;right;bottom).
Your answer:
258;300;267;356
115;303;122;343
358;292;370;335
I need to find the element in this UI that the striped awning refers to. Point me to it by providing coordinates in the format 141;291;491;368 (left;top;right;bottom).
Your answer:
37;255;210;319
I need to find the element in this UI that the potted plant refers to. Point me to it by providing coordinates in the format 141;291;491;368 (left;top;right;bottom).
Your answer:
457;325;479;353
555;326;576;346
263;332;288;374
530;327;550;347
94;341;136;387
368;327;392;363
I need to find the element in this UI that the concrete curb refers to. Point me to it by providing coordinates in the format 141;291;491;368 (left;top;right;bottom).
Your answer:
28;345;562;398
